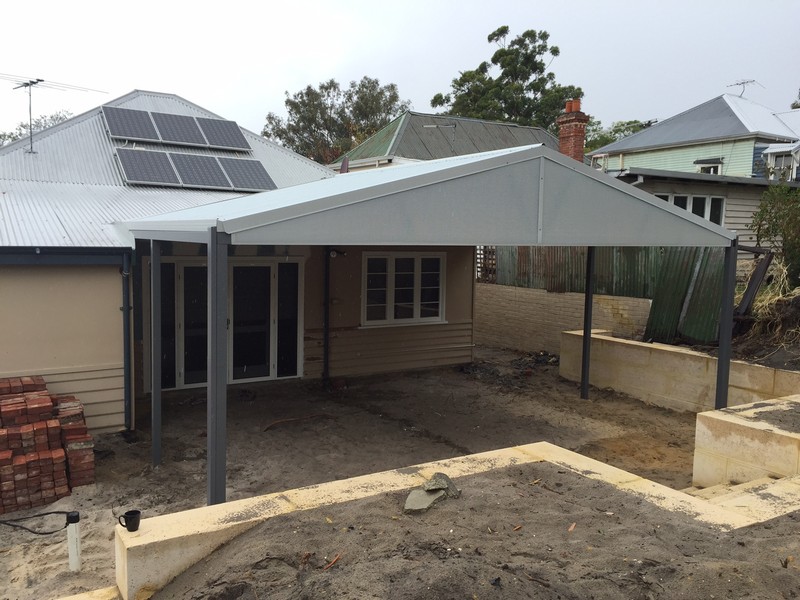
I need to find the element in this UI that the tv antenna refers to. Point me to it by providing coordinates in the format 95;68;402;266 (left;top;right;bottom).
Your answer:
726;79;764;97
0;72;106;153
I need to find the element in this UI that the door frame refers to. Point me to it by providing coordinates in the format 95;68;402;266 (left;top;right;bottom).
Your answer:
148;255;304;390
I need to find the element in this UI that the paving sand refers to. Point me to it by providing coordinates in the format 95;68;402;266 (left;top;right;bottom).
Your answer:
2;347;714;599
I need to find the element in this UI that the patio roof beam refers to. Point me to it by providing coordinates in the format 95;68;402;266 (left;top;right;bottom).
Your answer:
207;227;230;505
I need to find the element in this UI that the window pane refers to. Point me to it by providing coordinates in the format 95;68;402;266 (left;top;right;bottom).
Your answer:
395;273;415;288
655;194;669;201
395;257;414;272
421;272;440;287
710;198;724;225
692;196;706;218
421;257;440;272
367;289;386;305
395;288;414;304
421;287;439;303
420;303;440;318
367;257;387;273
367;305;386;321
367;274;386;289
673;196;688;210
394;304;414;319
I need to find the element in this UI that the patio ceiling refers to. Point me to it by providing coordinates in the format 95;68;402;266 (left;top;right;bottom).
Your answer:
122;145;735;248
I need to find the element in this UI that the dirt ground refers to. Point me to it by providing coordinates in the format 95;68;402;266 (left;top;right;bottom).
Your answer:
0;346;776;600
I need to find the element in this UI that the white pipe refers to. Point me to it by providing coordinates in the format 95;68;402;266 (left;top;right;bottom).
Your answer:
67;512;81;572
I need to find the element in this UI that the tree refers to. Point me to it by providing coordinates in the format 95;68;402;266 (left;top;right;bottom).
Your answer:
791;87;800;110
263;77;410;164
430;26;582;131
585;118;648;152
0;110;72;146
752;183;800;288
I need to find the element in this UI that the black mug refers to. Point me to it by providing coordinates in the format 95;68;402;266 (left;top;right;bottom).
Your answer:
118;509;141;532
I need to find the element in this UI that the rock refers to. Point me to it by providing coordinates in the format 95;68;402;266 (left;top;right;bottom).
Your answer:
422;472;461;498
403;489;446;514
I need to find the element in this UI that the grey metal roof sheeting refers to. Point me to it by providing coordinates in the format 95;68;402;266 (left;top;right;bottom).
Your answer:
0;90;334;249
591;95;799;155
126;145;735;249
335;111;558;165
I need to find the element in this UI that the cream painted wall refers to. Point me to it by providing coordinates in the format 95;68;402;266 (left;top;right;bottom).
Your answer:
0;265;124;431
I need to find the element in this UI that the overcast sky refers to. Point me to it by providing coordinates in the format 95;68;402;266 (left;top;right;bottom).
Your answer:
1;0;798;138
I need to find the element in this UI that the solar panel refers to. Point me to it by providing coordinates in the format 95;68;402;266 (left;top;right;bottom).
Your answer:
170;153;231;189
219;158;276;191
117;149;180;186
196;118;251;150
152;112;207;146
102;106;160;142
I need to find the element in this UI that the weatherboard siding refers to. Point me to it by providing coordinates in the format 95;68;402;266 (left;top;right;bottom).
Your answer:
303;322;473;378
0;265;125;432
303;245;476;378
605;140;757;177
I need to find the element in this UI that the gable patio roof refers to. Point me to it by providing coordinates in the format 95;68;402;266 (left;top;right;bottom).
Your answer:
124;144;734;248
126;143;738;506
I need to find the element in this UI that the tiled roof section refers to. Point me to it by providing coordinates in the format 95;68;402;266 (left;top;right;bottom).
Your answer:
591;95;799;155
334;111;558;164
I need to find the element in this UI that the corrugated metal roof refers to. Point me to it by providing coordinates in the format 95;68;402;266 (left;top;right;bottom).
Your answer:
0;90;334;249
125;145;736;249
591;95;799;155
335;111;558;165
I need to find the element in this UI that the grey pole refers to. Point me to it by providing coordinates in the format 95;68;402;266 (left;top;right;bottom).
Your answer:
150;241;162;466
580;246;596;400
715;239;737;410
207;227;230;505
122;252;132;430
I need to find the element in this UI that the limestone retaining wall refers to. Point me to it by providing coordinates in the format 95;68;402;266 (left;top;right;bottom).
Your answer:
560;330;800;413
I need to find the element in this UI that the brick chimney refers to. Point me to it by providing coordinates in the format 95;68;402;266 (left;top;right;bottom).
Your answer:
556;98;589;163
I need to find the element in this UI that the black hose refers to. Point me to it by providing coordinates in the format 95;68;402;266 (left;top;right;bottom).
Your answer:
0;510;73;535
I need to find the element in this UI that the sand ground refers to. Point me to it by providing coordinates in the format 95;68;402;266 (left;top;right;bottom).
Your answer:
0;347;730;599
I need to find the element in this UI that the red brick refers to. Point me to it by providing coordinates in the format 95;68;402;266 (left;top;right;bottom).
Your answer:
0;381;10;395
41;488;55;499
0;449;11;465
51;448;65;463
55;485;70;497
20;377;35;392
9;379;23;394
40;478;54;490
0;465;12;478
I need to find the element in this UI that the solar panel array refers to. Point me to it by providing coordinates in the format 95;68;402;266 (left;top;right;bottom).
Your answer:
117;149;181;186
151;112;207;146
103;106;160;142
102;106;252;151
114;149;276;191
218;157;276;191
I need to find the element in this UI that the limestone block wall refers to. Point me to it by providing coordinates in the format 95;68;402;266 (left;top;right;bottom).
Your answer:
693;398;800;487
474;283;651;354
560;330;800;413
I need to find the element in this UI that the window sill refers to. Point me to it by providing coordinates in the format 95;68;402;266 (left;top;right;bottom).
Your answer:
358;320;449;330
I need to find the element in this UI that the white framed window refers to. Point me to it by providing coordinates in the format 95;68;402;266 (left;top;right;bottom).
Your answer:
771;154;796;181
694;157;723;175
654;194;725;226
362;252;446;326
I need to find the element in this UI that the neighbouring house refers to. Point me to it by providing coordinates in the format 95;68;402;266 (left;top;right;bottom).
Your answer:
588;94;800;179
329;110;560;172
588;95;800;254
0;90;333;432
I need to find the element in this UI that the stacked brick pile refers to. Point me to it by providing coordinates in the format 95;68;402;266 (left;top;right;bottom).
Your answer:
0;376;95;514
